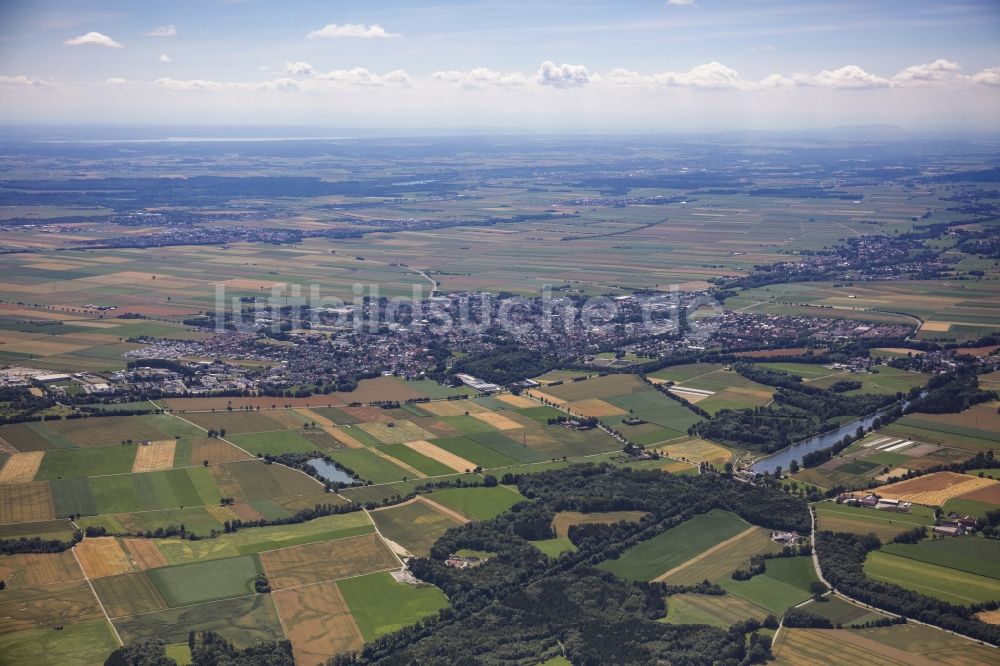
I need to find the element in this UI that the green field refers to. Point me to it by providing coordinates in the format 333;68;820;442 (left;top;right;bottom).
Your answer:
156;512;374;564
598;509;748;582
796;596;886;627
113;594;285;648
663;592;768;628
720;556;819;614
380;443;456;477
35;446;138;480
864;550;1000;605
329;448;411;484
338;571;448;641
148;555;262;607
0;619;120;666
531;536;576;558
814;502;934;540
880;537;1000;579
228;430;319;456
424;486;523;521
369;500;462;557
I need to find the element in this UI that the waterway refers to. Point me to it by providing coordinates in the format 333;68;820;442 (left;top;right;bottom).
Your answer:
306;458;356;485
751;411;888;475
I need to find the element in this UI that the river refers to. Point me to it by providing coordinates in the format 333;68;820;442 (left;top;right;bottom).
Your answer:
751;410;888;475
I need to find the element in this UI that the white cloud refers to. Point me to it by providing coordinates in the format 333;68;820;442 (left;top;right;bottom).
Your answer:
146;24;176;37
153;77;299;92
432;67;527;89
609;62;745;89
315;67;409;86
104;77;127;86
306;23;398;39
793;65;890;89
972;66;1000;86
283;61;315;76
666;0;695;5
537;61;589;88
159;54;171;63
893;59;960;83
64;31;123;48
0;74;52;88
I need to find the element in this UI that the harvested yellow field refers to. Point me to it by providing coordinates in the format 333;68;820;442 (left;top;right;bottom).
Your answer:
272;581;364;665
0;551;83;588
654;526;759;583
359;419;434;445
420;400;489;416
0;451;44;483
370;448;425;478
976;608;1000;624
552;510;649;538
222;278;287;290
526;390;566;406
75;537;135;579
660;438;732;466
25;261;87;270
876;472;999;506
471;412;523;430
327;426;364;449
204;504;242;523
920;321;952;332
495;394;536;409
131;440;176;473
293;407;333;427
0;339;89;356
404;440;476;473
122;538;168;570
566;398;627;417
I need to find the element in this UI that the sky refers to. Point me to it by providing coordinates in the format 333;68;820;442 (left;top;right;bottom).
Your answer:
1;0;999;132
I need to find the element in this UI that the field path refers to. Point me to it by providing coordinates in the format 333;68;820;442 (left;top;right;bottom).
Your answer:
70;543;123;647
652;525;757;582
418;496;471;525
365;507;409;563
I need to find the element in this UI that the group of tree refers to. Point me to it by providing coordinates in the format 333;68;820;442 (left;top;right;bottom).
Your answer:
105;632;294;666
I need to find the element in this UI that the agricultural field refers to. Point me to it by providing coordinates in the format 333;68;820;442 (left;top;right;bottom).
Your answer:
648;363;775;414
530;373;704;446
719;556;820;615
773;622;1000;665
792;416;993;491
598;509;749;582
864;538;1000;606
726;279;1000;340
369;498;465;557
814;502;935;540
662;593;769;628
422;486;523;522
337;571;448;641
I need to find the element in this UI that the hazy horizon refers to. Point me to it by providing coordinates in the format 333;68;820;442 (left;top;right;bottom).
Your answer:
1;0;999;131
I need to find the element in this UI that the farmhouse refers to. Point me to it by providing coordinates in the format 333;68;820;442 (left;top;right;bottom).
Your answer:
933;522;965;537
455;373;501;393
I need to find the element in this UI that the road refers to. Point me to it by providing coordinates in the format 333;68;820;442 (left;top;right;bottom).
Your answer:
807;504;988;646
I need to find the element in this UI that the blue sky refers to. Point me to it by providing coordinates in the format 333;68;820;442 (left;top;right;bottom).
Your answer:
1;0;998;130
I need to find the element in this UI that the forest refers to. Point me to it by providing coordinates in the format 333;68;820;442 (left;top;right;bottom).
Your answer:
325;464;807;664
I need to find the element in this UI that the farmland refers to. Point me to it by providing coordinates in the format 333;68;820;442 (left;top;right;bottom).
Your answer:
0;133;997;663
864;546;1000;605
598;509;749;582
